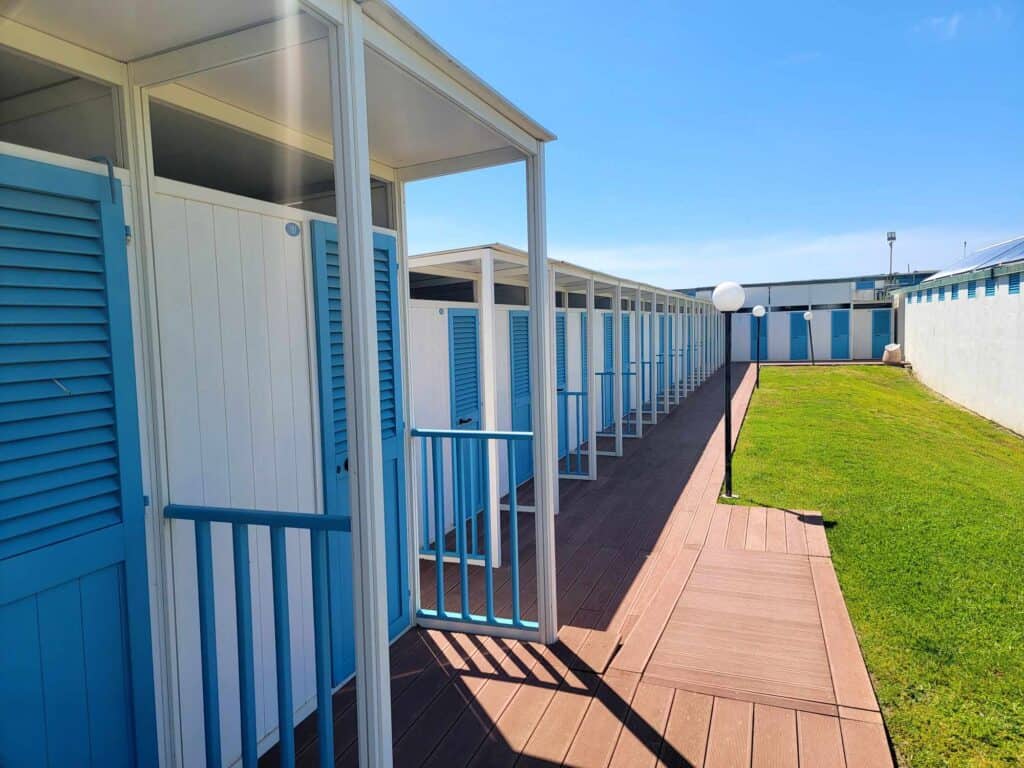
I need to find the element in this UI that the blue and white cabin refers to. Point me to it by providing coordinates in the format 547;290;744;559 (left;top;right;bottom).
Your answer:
0;2;563;767
682;271;934;363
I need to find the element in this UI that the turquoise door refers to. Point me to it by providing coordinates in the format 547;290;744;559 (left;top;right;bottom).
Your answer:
656;315;665;396
0;153;156;767
667;313;675;391
579;312;588;446
871;309;891;358
448;308;483;517
749;314;767;362
601;313;614;429
310;223;408;685
789;312;808;360
831;310;850;359
508;311;532;484
555;312;567;458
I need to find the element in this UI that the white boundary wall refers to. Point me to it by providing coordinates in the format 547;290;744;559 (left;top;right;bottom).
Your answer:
901;274;1024;435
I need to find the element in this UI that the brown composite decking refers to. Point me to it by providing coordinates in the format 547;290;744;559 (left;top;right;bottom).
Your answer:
262;364;892;768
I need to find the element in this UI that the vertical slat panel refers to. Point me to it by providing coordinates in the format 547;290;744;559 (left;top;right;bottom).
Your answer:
269;527;295;768
37;579;91;766
0;598;48;768
80;565;133;768
482;438;494;623
431;437;445;615
507;446;521;625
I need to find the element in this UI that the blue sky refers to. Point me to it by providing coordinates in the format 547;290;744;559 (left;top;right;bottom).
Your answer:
396;1;1022;287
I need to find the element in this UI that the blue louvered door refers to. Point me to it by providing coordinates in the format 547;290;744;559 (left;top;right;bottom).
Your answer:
601;313;614;429
871;309;891;358
830;310;850;359
508;311;532;484
656;315;665;397
448;308;483;516
555;312;567;458
750;313;767;362
0;153;156;767
310;222;408;685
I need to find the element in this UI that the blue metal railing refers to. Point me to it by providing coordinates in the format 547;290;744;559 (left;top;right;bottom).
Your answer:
163;504;350;768
411;428;537;632
559;390;588;477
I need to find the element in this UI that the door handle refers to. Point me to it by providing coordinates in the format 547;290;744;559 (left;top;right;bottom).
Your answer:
337;458;349;474
457;417;473;425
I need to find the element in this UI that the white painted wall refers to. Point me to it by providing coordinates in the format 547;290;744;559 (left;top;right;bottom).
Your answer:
851;309;876;360
151;178;324;766
902;275;1024;435
768;311;790;360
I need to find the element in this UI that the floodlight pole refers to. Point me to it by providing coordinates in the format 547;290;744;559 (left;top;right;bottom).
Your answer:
807;316;816;366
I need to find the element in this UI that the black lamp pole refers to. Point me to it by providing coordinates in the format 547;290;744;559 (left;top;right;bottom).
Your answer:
724;313;734;496
807;316;816;366
755;315;762;388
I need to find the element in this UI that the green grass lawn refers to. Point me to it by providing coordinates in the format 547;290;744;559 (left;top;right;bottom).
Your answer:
730;365;1024;768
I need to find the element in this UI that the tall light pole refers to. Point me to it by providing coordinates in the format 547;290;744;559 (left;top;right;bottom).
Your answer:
752;304;765;387
887;231;896;282
804;310;815;366
712;281;745;498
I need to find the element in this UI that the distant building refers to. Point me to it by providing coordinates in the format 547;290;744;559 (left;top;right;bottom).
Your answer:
679;270;934;361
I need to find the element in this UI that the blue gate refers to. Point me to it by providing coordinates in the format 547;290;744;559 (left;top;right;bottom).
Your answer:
831;310;850;359
749;313;767;362
0;153;157;766
508;311;533;484
309;222;408;684
789;312;808;360
871;309;891;358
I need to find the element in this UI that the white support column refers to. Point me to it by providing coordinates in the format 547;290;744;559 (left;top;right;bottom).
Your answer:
682;299;690;395
586;278;598;480
634;286;643;437
526;147;559;644
480;252;501;567
661;294;670;415
325;6;392;764
648;291;658;424
613;283;624;456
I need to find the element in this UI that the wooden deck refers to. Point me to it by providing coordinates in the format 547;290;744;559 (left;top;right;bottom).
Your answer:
262;365;893;767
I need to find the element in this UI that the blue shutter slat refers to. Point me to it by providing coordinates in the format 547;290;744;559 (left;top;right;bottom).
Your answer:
0;175;130;560
555;313;567;388
1010;274;1021;295
511;314;530;397
603;313;613;372
0;186;100;221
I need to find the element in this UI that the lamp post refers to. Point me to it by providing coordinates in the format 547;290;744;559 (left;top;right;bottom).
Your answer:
804;310;815;366
752;304;765;387
712;281;745;498
887;231;896;284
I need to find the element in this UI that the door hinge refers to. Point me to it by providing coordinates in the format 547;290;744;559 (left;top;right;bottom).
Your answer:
125;225;132;244
143;494;150;507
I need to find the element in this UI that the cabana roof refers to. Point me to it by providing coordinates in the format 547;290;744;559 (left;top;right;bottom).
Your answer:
409;243;714;303
5;0;554;179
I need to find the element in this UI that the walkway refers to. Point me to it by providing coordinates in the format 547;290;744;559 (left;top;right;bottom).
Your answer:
264;364;892;767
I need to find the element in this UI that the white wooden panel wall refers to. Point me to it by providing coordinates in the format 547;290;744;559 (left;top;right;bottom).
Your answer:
743;285;770;309
852;309;875;360
809;310;832;361
731;314;750;361
903;277;1023;434
768;311;790;360
810;282;852;305
771;284;811;307
151;183;320;766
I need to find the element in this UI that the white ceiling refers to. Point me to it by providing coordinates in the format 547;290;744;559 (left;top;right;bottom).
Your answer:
179;41;510;170
6;1;517;170
4;0;291;61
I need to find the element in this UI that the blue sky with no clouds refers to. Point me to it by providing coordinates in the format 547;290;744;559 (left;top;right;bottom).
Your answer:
393;1;1022;287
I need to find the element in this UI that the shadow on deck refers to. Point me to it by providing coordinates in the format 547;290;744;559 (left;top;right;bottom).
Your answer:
261;365;893;767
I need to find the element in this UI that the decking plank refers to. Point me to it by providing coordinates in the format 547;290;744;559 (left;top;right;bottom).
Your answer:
745;507;767;552
797;711;846;767
840;718;893;768
656;689;713;768
563;668;641;768
752;704;798;768
704;697;753;768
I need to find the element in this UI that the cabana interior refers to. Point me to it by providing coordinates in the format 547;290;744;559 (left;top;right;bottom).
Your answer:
0;2;732;767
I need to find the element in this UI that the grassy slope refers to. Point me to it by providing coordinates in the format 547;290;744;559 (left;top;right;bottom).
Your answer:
730;365;1024;767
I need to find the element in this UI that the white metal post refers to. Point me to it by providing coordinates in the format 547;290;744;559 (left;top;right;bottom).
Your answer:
634;286;643;437
661;294;670;414
586;278;598;480
480;252;501;566
325;5;393;764
682;299;690;395
526;148;559;644
613;283;624;456
648;291;658;424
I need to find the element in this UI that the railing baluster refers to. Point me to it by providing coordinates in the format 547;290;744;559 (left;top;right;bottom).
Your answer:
420;441;429;552
456;439;470;619
430;437;445;616
507;446;521;626
194;519;222;767
309;530;334;768
232;523;258;768
468;439;478;556
269;526;295;768
482;438;494;624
